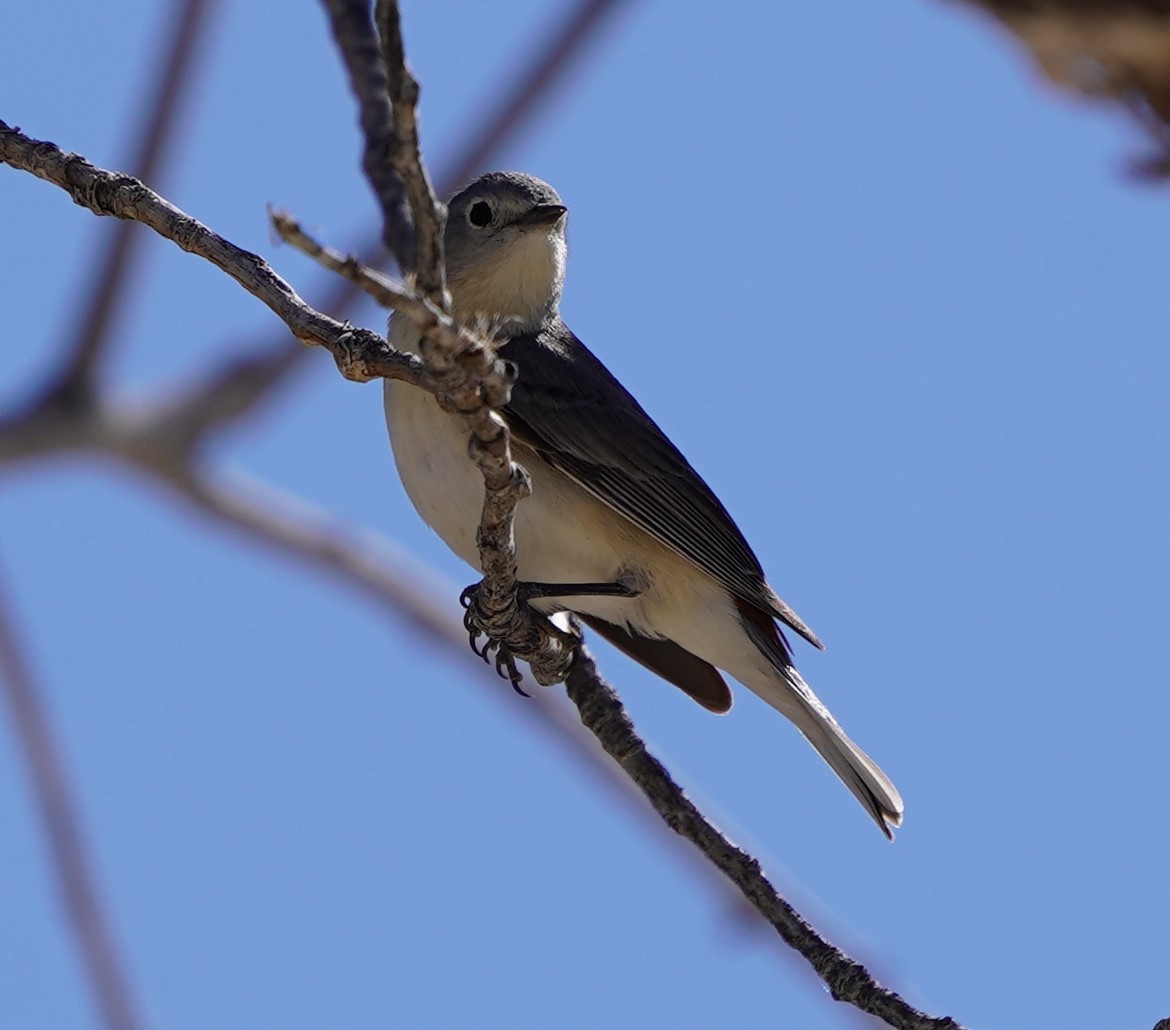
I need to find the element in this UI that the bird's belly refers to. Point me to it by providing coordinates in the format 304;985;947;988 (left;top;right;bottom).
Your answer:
384;379;630;584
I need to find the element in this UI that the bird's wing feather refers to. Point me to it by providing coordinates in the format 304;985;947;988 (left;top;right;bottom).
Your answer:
578;615;732;713
501;321;821;649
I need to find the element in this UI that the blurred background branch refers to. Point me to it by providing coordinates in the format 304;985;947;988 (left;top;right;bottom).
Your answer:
53;0;217;404
960;0;1170;175
0;567;143;1030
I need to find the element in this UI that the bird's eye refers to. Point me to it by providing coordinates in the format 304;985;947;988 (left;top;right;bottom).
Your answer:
467;201;493;228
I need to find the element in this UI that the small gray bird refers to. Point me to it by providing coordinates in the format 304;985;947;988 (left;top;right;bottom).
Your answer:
384;171;904;837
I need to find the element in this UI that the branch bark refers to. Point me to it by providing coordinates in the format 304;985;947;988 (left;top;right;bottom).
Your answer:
320;0;412;256
0;116;570;686
566;647;962;1030
373;0;446;301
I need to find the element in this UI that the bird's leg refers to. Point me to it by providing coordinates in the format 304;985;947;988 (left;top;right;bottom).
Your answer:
515;580;641;601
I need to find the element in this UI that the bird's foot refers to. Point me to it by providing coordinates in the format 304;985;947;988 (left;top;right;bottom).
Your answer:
459;580;582;692
459;584;532;695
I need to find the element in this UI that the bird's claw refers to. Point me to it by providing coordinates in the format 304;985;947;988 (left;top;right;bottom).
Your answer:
460;582;530;695
494;647;529;697
461;596;491;659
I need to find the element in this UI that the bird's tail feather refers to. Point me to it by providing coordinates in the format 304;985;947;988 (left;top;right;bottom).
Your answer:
751;666;904;837
782;673;904;839
733;600;903;836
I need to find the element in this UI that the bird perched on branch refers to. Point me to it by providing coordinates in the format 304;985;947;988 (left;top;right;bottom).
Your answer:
384;171;903;837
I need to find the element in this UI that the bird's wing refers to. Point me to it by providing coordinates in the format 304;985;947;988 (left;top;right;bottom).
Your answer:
500;321;822;649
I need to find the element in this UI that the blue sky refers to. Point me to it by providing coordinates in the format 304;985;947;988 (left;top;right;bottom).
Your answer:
2;2;1169;1028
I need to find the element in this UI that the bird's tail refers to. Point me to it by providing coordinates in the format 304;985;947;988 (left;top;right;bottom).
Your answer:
780;669;904;839
734;600;903;836
759;667;904;837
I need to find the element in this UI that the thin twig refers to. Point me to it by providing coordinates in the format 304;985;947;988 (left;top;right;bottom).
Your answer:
270;208;438;318
270;210;402;307
59;0;217;395
564;647;964;1030
0;117;563;680
0;564;144;1030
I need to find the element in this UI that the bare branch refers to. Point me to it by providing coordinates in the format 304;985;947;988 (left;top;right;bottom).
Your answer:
301;14;963;1019
278;12;963;1018
60;0;217;395
0;120;421;391
270;208;432;313
0;330;756;971
373;0;446;301
319;0;412;254
0;565;144;1030
564;646;964;1030
0;314;718;958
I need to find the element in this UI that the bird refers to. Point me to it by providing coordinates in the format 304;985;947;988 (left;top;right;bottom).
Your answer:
383;171;904;837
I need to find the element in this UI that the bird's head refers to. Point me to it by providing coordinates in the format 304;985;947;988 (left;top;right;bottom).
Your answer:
443;171;568;332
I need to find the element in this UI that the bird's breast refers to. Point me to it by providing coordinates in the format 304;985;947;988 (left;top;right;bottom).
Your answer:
384;374;635;585
383;377;485;567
